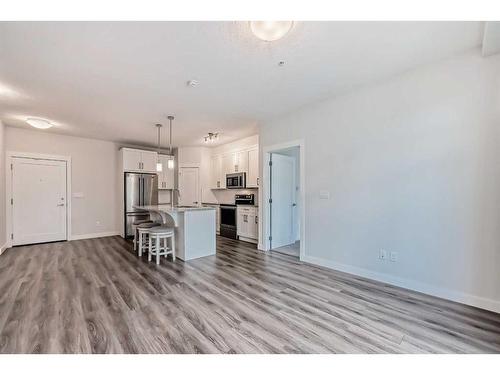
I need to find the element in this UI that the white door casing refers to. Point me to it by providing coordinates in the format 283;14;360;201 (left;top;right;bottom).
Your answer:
178;167;200;206
12;157;67;246
270;153;295;249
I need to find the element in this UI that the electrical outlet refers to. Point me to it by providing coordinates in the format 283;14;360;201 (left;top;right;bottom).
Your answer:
379;249;387;260
390;251;398;262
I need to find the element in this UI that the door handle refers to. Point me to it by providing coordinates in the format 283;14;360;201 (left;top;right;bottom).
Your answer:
57;203;65;207
292;203;297;207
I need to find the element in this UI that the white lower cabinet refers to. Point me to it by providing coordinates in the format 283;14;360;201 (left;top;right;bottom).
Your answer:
237;206;258;242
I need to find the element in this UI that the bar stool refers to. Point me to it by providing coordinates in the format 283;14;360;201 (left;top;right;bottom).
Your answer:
137;222;161;256
148;226;176;265
133;219;152;251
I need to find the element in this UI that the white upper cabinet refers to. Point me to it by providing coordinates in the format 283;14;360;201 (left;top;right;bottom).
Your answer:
210;155;224;189
158;154;174;189
221;154;235;178
247;147;259;188
210;144;259;190
122;149;142;172
234;151;248;174
140;151;158;173
121;148;158;173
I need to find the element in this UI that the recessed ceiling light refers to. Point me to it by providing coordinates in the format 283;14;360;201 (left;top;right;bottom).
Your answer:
187;80;200;87
26;118;53;129
250;21;294;42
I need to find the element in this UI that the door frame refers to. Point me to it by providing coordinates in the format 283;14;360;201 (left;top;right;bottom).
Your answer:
260;139;305;261
5;151;72;248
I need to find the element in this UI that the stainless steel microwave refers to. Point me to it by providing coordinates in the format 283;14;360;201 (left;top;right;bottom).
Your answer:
226;172;246;189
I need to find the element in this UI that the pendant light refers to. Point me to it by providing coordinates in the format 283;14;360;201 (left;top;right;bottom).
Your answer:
167;115;175;169
155;123;163;172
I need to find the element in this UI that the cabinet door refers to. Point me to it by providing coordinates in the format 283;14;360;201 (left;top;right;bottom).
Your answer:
250;209;259;239
164;156;175;189
237;211;244;236
235;151;248;174
247;148;259;188
123;149;142;171
141;152;158;173
221;154;233;180
211;155;223;189
157;155;172;189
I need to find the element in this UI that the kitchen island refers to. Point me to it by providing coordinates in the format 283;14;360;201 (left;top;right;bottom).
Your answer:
134;205;216;261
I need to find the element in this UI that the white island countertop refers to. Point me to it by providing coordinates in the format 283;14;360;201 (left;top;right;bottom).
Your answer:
134;204;216;261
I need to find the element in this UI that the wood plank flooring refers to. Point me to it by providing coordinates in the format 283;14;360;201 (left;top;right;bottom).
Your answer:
0;235;499;353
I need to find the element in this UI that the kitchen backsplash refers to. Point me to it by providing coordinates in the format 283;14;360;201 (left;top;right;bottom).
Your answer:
203;188;258;205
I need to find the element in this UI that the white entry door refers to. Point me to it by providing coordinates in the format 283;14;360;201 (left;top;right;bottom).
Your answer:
12;157;67;246
270;153;295;249
178;167;200;207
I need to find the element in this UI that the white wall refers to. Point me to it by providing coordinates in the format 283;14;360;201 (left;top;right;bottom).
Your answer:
0;121;5;251
5;126;120;238
259;49;500;312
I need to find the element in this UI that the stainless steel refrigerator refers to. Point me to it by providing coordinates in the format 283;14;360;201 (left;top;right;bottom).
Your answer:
124;172;158;238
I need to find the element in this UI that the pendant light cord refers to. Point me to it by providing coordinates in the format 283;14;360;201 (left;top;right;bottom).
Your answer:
168;115;174;156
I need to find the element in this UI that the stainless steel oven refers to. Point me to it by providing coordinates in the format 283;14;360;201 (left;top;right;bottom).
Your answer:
226;172;246;189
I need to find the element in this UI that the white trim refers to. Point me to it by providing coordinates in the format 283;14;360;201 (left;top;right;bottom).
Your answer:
0;242;8;255
5;151;72;247
261;140;306;261
70;231;120;241
302;254;500;314
211;143;259;158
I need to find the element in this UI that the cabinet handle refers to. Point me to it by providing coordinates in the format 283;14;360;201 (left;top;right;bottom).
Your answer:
255;216;258;224
217;181;220;188
257;177;259;186
244;214;248;222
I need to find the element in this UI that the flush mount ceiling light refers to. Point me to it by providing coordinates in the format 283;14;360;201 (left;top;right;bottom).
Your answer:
250;21;294;41
26;118;53;129
187;79;200;87
204;132;218;143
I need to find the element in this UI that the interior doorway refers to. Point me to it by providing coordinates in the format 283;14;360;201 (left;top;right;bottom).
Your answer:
266;145;302;258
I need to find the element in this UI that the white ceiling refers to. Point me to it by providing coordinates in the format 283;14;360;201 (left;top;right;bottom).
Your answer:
0;21;484;147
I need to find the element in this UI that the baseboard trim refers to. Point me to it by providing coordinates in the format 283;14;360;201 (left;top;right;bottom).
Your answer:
238;236;258;244
301;255;500;314
0;242;8;255
70;231;120;241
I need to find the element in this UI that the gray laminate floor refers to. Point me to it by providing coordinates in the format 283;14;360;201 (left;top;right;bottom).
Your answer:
0;235;499;353
272;241;300;257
